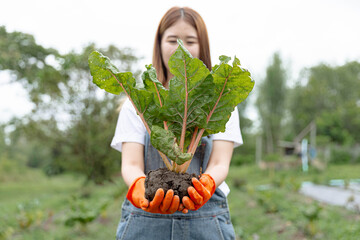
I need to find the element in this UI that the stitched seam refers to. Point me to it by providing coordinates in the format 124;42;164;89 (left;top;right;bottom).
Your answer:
214;217;225;240
122;208;229;219
171;218;174;240
200;140;205;171
120;214;133;240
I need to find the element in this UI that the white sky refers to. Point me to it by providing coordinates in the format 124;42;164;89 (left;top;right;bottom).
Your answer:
0;0;360;123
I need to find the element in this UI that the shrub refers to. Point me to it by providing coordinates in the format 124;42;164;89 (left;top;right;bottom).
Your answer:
263;153;281;162
16;199;44;229
64;195;110;230
330;147;352;164
256;190;280;214
231;154;254;166
0;226;14;240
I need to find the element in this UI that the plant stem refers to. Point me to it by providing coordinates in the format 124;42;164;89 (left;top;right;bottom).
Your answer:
191;129;206;154
179;59;188;152
152;81;168;131
178;128;205;173
174;163;181;173
175;127;198;173
112;74;151;134
187;127;198;154
111;70;173;170
172;162;177;171
159;151;173;170
178;70;233;173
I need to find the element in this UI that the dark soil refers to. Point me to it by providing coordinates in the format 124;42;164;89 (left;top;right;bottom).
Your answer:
145;168;198;201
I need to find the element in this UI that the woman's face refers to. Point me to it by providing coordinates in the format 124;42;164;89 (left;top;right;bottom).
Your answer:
161;20;200;75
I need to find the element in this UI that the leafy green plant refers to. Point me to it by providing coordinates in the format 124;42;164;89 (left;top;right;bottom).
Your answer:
0;226;14;240
64;196;110;231
263;153;282;162
286;177;302;192
232;177;248;190
330;147;352;164
301;203;322;237
256;190;279;214
231;154;254;166
16;199;44;229
88;39;254;173
271;174;286;188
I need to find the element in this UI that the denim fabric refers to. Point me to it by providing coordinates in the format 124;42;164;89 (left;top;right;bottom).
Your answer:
144;134;213;175
116;134;235;240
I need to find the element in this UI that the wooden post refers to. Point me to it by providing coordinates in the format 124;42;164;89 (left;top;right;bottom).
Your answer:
256;135;262;166
310;121;316;149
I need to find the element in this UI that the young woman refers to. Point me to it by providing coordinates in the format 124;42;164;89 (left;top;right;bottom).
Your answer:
111;6;242;240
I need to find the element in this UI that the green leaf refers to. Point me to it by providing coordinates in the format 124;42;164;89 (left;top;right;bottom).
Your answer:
141;65;168;127
202;55;255;135
89;51;155;133
89;42;255;166
128;87;155;130
88;51;123;95
219;55;231;64
161;39;215;149
150;125;192;165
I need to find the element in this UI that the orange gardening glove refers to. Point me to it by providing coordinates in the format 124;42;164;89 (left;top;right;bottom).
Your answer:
177;203;189;214
182;174;216;211
126;176;180;214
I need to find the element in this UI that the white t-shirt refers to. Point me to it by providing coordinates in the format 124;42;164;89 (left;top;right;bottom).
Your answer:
111;98;243;196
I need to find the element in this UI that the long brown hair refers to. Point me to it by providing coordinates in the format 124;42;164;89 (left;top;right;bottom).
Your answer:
152;7;211;87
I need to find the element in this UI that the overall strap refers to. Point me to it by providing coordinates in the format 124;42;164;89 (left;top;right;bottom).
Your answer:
144;133;213;175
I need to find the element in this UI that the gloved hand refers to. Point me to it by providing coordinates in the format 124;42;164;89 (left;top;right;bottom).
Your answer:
126;176;180;214
177;203;189;214
182;174;216;211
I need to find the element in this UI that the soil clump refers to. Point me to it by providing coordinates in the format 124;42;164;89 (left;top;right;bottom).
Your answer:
145;168;198;201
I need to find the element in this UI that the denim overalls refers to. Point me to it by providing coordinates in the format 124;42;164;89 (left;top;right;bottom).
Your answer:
116;134;236;240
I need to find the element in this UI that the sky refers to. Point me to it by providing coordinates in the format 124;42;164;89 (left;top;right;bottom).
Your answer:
0;0;359;123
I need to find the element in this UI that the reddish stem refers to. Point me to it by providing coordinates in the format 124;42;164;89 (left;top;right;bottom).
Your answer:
180;69;234;173
108;70;172;169
152;81;168;130
187;127;198;153
179;59;188;151
109;70;151;135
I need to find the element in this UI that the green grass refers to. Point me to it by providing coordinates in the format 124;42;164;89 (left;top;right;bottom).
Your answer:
1;163;360;239
227;163;360;239
0;169;127;240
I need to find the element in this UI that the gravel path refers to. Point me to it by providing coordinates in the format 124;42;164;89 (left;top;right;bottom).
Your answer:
299;182;360;211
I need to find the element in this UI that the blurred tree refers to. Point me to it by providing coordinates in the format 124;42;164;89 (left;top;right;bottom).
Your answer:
0;124;6;160
237;97;253;135
232;98;256;166
0;125;5;146
8;117;65;175
289;62;360;144
58;44;140;183
0;26;140;183
0;26;64;104
256;53;287;153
